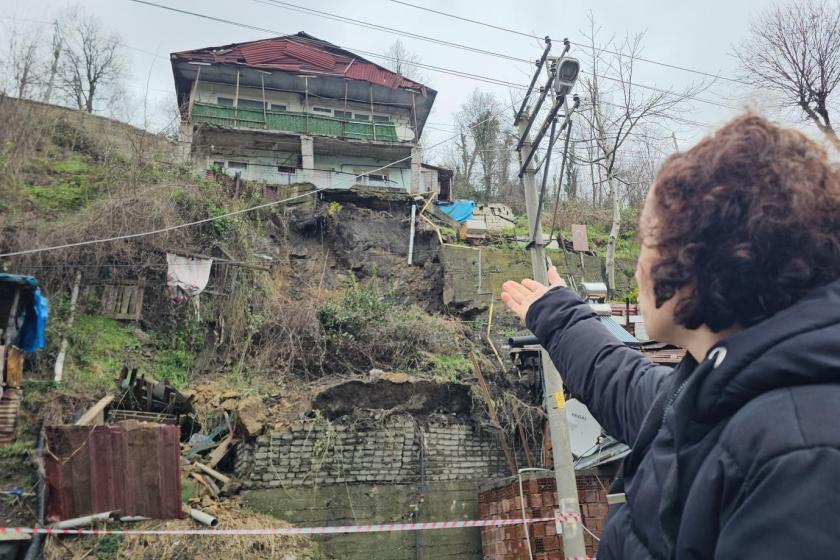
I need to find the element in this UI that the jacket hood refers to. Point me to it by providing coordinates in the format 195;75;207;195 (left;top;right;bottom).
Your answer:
694;278;840;421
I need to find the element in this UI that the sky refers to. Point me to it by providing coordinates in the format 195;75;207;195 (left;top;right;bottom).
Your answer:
1;0;809;164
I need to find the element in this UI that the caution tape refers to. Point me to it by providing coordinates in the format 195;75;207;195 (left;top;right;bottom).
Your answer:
0;513;582;537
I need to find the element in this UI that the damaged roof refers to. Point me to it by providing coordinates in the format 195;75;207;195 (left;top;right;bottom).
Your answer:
172;32;431;94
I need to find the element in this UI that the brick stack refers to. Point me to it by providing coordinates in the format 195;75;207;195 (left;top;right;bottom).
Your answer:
479;474;612;560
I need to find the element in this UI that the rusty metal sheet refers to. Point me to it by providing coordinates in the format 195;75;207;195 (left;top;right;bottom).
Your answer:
46;421;182;521
172;33;427;92
571;224;589;252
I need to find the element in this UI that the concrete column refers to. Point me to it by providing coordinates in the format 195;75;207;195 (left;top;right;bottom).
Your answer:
176;122;194;166
301;135;315;185
410;145;422;193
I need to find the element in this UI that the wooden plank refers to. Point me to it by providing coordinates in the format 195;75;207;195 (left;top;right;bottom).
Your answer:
75;395;115;426
194;461;231;485
119;286;131;316
5;346;23;387
133;279;145;320
206;434;233;468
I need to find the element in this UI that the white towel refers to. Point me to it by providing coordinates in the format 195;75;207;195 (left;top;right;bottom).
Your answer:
166;253;213;302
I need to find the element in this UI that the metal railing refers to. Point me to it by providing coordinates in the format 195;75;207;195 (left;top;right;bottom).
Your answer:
191;102;401;142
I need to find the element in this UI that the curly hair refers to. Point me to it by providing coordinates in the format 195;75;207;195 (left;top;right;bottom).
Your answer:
649;114;840;331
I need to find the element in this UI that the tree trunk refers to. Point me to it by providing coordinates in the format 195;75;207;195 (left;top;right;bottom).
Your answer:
823;127;840;153
605;174;621;295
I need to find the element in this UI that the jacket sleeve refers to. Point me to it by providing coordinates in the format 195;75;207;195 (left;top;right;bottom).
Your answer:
525;287;672;445
716;447;840;559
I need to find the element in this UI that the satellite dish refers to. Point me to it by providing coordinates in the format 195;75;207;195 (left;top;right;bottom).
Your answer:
565;399;603;457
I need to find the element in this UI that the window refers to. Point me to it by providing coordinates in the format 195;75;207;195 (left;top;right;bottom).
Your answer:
353;113;370;122
312;107;332;114
373;115;390;123
217;97;234;106
277;165;296;173
227;161;248;170
271;103;287;111
238;99;266;110
334;110;352;120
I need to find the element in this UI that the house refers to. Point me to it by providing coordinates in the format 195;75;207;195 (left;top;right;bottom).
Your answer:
171;33;437;193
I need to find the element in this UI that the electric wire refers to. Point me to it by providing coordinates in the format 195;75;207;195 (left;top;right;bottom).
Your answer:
245;0;739;111
389;0;752;87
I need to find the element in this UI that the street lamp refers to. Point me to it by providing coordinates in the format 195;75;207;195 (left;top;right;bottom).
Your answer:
553;57;581;96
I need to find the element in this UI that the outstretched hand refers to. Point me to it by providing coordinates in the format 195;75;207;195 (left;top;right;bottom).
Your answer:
501;266;567;322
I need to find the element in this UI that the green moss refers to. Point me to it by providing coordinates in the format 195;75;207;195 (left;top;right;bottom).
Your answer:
51;155;96;175
430;354;472;383
0;439;34;459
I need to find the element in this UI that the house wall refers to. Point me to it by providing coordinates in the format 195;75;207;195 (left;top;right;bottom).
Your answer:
192;82;416;142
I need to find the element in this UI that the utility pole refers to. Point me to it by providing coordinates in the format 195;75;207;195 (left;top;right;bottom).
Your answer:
515;41;587;558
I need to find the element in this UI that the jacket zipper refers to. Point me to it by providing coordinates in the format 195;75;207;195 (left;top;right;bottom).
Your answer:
662;378;690;424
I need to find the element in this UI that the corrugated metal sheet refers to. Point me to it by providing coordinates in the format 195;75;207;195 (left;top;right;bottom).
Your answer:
173;32;427;93
0;389;22;445
598;316;641;347
45;421;181;521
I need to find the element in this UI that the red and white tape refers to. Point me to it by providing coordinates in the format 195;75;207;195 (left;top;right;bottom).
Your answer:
0;513;582;537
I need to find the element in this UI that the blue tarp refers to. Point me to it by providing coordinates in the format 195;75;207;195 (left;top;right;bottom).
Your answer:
436;200;475;224
0;274;49;352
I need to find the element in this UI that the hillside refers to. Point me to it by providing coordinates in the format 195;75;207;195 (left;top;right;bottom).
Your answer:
0;97;638;559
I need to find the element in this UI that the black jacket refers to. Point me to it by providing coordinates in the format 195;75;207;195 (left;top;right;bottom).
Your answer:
526;279;840;559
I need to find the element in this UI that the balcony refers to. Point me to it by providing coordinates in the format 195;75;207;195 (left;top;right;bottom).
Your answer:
190;102;400;143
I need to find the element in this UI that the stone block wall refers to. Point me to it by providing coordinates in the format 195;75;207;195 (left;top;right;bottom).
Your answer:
235;416;510;489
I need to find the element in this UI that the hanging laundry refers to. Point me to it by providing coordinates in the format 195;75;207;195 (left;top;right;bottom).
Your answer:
165;253;213;302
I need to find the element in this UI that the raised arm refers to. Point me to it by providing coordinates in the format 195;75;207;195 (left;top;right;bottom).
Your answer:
505;277;672;445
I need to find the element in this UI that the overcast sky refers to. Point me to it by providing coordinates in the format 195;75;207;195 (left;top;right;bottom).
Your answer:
2;0;807;163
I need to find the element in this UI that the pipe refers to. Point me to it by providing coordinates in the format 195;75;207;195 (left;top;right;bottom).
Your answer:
508;335;540;348
52;511;117;530
23;429;46;560
517;471;535;560
408;202;417;265
189;508;219;527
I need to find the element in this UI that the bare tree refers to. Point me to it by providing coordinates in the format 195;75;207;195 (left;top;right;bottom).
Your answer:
579;14;706;294
58;9;125;113
382;39;424;82
42;20;63;104
2;23;44;99
736;0;840;151
453;89;505;199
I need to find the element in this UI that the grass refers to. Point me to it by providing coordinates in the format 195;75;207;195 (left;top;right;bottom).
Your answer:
430;354;472;383
68;315;142;391
23;154;104;213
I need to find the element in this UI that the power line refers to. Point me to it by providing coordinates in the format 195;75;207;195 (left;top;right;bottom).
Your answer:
248;0;739;111
125;0;523;89
389;0;752;87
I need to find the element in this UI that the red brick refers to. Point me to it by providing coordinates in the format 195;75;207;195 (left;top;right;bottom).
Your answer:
530;493;543;507
532;522;546;537
545;522;557;536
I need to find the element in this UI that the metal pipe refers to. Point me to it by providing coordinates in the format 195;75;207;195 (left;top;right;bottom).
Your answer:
189;508;219;528
23;429;45;560
517;470;535;560
516;69;558;151
515;37;553;124
52;511;117;529
408;202;418;265
508;335;540;348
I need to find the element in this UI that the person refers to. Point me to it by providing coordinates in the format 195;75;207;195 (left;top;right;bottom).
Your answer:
501;114;840;559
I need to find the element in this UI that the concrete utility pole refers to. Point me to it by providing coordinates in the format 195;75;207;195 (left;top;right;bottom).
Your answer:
515;44;587;558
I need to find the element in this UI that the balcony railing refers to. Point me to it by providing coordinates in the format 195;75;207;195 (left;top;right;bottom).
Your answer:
190;102;400;142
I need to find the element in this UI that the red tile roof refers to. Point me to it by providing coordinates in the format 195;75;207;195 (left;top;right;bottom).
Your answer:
172;32;429;94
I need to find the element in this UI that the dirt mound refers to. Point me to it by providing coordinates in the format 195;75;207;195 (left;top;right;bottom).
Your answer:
312;371;472;420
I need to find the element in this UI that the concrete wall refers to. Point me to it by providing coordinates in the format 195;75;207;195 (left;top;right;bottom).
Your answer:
235;416;508;489
245;481;484;560
3;97;176;165
193;82;415;141
237;415;510;560
440;245;636;310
